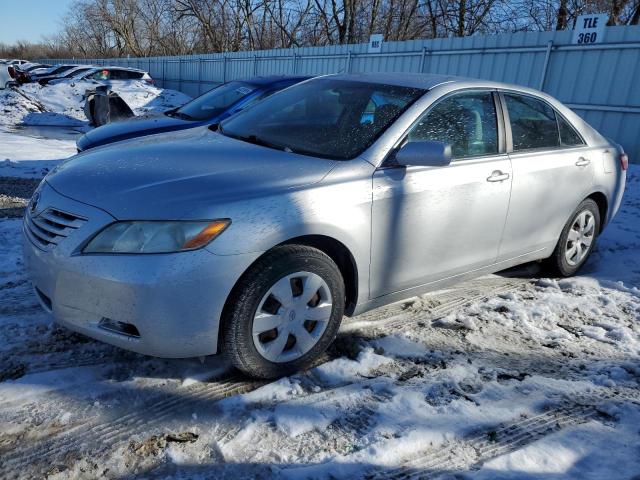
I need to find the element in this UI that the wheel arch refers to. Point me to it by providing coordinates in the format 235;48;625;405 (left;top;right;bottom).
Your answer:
586;191;608;233
217;234;360;353
277;234;359;316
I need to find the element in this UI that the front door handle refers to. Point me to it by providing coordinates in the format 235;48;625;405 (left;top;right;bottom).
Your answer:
575;157;591;167
487;170;510;182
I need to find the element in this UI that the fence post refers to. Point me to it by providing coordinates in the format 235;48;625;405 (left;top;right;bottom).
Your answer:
222;56;227;83
178;59;182;92
198;58;203;95
161;58;166;88
253;55;258;76
419;47;428;73
539;40;553;91
346;51;352;73
292;52;297;74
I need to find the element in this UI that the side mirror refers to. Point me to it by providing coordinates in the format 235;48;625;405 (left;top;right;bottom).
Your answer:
395;141;452;167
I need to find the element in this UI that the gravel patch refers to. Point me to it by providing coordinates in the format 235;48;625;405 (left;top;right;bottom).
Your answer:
0;176;40;218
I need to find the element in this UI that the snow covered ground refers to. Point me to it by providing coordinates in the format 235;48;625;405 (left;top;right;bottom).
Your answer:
0;102;639;478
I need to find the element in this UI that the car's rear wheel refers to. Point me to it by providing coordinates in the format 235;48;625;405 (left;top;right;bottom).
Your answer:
222;245;345;379
546;199;600;277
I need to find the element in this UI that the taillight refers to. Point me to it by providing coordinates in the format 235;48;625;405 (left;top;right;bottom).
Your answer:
145;78;155;85
620;153;629;171
8;66;15;78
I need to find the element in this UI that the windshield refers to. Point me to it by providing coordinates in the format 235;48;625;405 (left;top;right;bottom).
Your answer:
219;78;425;160
175;81;258;121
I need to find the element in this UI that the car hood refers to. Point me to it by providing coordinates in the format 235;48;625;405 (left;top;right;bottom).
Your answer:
47;127;337;220
78;114;198;150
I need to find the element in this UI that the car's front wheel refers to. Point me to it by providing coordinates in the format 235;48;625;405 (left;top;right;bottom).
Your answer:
546;198;600;277
222;245;345;379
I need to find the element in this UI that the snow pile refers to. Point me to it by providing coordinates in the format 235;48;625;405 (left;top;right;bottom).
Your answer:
0;82;191;129
19;80;191;122
114;80;191;114
19;82;88;123
0;88;45;126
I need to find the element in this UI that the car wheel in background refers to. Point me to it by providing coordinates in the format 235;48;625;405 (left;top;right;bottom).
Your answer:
222;245;345;379
545;199;600;277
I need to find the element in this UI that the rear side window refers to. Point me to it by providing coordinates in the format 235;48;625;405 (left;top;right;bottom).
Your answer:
558;115;585;147
406;91;499;159
111;70;144;80
504;94;559;151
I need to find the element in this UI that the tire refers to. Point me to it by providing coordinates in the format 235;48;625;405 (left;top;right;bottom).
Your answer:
545;199;600;277
222;245;345;379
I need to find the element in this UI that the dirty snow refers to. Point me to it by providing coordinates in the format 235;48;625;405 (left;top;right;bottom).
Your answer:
0;88;638;478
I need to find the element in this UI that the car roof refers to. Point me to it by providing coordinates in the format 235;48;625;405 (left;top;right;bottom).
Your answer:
325;72;560;93
323;72;472;90
93;66;147;73
240;75;311;86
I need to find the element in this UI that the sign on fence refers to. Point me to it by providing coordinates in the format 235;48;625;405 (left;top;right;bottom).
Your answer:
368;34;383;53
572;14;608;44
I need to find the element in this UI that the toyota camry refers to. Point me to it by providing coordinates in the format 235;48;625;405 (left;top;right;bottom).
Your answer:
23;73;627;378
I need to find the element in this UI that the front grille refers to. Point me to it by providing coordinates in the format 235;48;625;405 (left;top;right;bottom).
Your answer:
25;207;87;250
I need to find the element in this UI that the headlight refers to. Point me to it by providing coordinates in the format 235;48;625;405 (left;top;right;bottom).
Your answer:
83;220;230;254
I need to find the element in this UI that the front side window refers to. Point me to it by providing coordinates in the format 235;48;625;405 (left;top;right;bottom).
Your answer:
504;93;559;151
175;81;259;121
405;91;498;159
220;79;425;160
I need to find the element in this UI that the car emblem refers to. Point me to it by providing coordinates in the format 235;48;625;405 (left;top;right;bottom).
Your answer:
29;191;40;214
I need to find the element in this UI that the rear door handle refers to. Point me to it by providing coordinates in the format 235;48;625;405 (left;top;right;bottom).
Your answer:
487;170;510;182
575;157;591;167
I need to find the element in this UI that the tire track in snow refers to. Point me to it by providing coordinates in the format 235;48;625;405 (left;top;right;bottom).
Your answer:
0;275;529;478
0;375;264;476
342;276;530;334
365;388;640;479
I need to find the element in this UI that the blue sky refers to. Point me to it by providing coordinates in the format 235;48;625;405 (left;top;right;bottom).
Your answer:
0;0;76;44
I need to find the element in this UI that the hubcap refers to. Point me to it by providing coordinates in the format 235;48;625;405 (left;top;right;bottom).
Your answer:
565;210;595;266
252;271;332;363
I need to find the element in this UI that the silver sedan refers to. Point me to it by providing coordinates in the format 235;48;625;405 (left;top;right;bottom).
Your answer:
23;73;627;378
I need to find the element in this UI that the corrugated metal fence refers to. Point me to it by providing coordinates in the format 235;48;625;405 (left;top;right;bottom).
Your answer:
43;25;640;161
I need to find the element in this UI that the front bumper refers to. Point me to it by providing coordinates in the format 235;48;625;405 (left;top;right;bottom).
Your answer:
22;182;260;357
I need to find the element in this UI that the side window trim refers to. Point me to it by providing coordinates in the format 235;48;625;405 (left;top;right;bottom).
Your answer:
498;89;587;154
381;88;506;168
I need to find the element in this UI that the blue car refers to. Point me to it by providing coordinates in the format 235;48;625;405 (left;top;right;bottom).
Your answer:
76;75;310;152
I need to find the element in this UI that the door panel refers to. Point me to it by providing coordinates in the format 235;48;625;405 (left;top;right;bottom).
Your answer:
497;92;595;261
498;149;595;260
370;156;512;299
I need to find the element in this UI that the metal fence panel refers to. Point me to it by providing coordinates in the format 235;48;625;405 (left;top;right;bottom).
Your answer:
40;25;640;161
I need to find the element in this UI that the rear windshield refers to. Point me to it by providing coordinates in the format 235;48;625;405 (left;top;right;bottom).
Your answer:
174;81;259;121
220;78;425;160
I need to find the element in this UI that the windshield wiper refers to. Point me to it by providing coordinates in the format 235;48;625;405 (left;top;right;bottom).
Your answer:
166;109;193;121
220;128;293;153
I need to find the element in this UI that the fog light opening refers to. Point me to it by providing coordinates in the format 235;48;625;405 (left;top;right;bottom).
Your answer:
35;287;52;312
99;318;141;338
